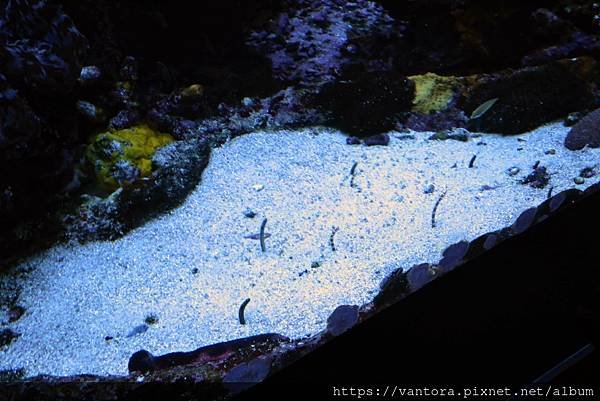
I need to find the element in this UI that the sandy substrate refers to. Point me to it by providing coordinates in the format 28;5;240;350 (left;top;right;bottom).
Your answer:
1;123;599;377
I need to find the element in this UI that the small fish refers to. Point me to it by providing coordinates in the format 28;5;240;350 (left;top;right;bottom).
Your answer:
470;98;499;120
244;233;271;240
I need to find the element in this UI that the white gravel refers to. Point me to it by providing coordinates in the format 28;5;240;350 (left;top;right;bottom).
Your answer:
1;122;599;378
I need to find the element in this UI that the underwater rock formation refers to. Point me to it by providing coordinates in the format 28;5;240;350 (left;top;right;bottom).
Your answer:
565;108;600;150
460;57;597;134
247;0;403;85
0;0;87;260
313;71;414;137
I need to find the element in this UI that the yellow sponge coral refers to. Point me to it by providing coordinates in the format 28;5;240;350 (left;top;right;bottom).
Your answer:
86;124;174;191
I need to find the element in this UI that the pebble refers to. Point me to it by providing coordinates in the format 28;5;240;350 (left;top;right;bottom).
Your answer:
574;177;585;185
363;133;390;146
243;209;257;218
252;184;264;192
508;167;520;176
423;184;435;194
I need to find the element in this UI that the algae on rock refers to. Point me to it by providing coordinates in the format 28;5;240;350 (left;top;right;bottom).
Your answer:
86;124;174;191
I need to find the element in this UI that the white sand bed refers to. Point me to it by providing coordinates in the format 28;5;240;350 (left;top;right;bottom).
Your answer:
1;123;599;377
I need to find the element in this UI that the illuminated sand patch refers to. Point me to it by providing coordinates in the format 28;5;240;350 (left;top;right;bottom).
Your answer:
1;123;599;377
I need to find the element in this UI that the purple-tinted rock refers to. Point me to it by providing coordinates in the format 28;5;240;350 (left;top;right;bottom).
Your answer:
406;263;434;291
511;207;538;235
402;109;468;132
438;240;469;273
465;234;489;259
583;182;600;198
549;189;581;213
223;356;274;392
522;31;600;67
246;0;402;85
364;133;390;146
326;305;359;337
483;234;500;251
565;108;600;151
374;268;409;307
346;136;362;145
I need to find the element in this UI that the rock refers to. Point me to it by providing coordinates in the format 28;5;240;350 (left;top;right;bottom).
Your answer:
0;0;87;263
548;189;581;213
314;71;414;137
511;207;538;235
508;167;521;176
580;167;596;178
247;0;401;85
363;133;390;146
79;66;102;84
464;234;488;259
574;177;585;185
483;233;500;251
374;268;409;307
8;305;25;323
76;100;105;123
0;328;19;348
406;263;434;291
423;184;435;194
461;58;596;135
243;209;257;218
128;350;157;373
428;129;469;142
564;111;588;127
109;110;141;130
565;108;600;150
346;136;362;145
438;240;469;273
326;305;359;336
409;73;463;114
223;356;273;393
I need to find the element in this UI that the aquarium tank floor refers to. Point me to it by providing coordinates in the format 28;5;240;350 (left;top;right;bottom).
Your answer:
1;122;599;377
